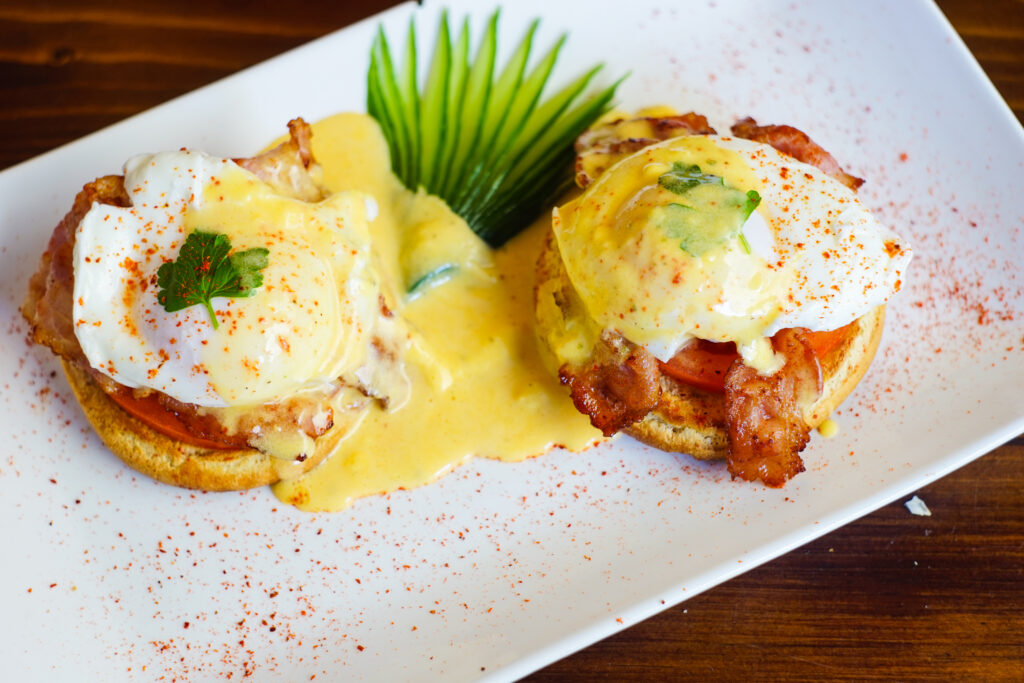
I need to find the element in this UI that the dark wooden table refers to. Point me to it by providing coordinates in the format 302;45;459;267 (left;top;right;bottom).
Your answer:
2;1;1021;679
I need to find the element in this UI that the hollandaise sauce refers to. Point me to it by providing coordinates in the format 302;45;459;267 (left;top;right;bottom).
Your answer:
272;114;600;512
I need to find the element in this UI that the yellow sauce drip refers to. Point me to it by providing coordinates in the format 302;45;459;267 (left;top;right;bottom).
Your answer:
272;114;601;511
817;417;840;438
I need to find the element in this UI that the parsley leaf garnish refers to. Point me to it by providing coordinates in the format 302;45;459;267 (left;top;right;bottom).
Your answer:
653;163;762;257
738;190;762;254
156;231;269;330
657;162;725;194
741;189;762;220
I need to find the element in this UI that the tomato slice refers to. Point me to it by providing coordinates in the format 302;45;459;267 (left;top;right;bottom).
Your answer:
659;339;738;394
659;322;856;394
802;322;854;359
107;390;238;450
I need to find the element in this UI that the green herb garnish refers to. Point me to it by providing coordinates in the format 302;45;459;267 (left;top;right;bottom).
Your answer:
156;230;269;330
654;163;761;256
657;162;725;194
738;190;760;254
368;9;625;246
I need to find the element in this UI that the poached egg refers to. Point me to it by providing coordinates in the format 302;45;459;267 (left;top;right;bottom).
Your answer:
73;150;396;408
552;134;912;372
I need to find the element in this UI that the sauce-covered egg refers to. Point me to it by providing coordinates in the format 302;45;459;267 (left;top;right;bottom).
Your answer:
73;150;387;407
553;135;912;370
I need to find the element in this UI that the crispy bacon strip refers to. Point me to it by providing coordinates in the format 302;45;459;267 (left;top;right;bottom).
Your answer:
730;117;864;190
574;113;717;188
559;331;662;436
22;119;333;448
723;329;822;487
235;118;323;202
23;176;128;367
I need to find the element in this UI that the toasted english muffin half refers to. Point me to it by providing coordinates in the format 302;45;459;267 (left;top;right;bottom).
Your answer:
62;360;350;491
534;230;885;459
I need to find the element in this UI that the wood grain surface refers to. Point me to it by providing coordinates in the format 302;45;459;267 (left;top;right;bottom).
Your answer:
1;0;1021;680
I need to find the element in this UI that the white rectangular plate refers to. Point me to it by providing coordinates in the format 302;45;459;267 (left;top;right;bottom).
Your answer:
1;1;1022;680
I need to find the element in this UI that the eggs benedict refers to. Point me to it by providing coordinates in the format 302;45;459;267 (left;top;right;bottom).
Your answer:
535;112;912;486
22;119;409;490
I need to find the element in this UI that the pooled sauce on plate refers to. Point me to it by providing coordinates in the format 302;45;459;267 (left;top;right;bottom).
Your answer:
272;114;601;511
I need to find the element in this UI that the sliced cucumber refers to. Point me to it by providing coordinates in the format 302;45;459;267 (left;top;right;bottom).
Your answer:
407;264;458;298
367;10;624;247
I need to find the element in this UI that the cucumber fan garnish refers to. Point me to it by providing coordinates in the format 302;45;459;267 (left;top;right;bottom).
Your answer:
368;9;625;246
